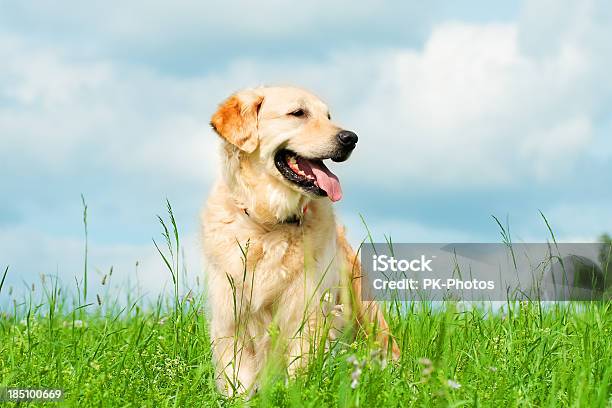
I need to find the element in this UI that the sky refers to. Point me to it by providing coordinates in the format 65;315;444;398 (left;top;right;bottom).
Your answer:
1;0;611;300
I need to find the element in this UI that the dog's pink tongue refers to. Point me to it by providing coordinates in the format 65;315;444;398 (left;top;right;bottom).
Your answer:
296;157;343;202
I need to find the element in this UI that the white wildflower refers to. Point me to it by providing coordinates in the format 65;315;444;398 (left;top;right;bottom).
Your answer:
350;366;362;389
447;379;461;389
422;366;434;376
418;357;432;366
73;320;86;328
347;356;364;389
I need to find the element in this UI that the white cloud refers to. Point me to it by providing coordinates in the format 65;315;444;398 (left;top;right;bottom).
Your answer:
0;35;220;182
519;116;591;180
345;21;601;188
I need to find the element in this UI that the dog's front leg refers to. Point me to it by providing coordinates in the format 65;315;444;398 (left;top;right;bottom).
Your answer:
273;274;324;377
207;230;303;395
210;326;259;396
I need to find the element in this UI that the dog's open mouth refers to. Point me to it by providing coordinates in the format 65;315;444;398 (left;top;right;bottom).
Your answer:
274;149;343;202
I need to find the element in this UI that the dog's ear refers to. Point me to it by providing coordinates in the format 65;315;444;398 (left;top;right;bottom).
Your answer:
210;90;264;153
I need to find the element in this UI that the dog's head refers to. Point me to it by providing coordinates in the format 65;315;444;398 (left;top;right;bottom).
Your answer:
211;86;357;204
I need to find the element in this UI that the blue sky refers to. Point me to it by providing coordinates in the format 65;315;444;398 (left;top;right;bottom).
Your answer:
1;0;611;298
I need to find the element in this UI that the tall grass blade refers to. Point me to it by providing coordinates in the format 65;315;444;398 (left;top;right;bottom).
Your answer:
0;265;8;294
81;194;89;303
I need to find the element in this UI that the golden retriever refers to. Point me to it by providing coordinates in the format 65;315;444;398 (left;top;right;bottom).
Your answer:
201;86;399;395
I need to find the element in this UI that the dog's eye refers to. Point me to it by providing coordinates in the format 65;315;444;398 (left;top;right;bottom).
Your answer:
289;109;306;117
327;112;331;120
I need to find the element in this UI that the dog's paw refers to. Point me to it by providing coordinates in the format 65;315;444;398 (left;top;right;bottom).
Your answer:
246;382;260;400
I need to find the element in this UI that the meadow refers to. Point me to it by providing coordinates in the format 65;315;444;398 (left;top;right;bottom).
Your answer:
0;204;610;407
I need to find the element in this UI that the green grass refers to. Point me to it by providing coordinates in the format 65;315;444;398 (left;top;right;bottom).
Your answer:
0;203;611;407
1;294;610;407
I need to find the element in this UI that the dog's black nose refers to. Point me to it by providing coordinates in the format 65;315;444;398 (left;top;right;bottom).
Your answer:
337;130;358;147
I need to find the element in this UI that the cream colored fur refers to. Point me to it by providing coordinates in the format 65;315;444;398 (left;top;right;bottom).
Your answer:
201;86;399;395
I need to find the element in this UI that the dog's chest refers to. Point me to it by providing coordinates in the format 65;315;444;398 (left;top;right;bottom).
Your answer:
259;221;340;294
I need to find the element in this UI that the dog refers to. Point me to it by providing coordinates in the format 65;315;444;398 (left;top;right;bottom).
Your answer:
201;86;399;395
